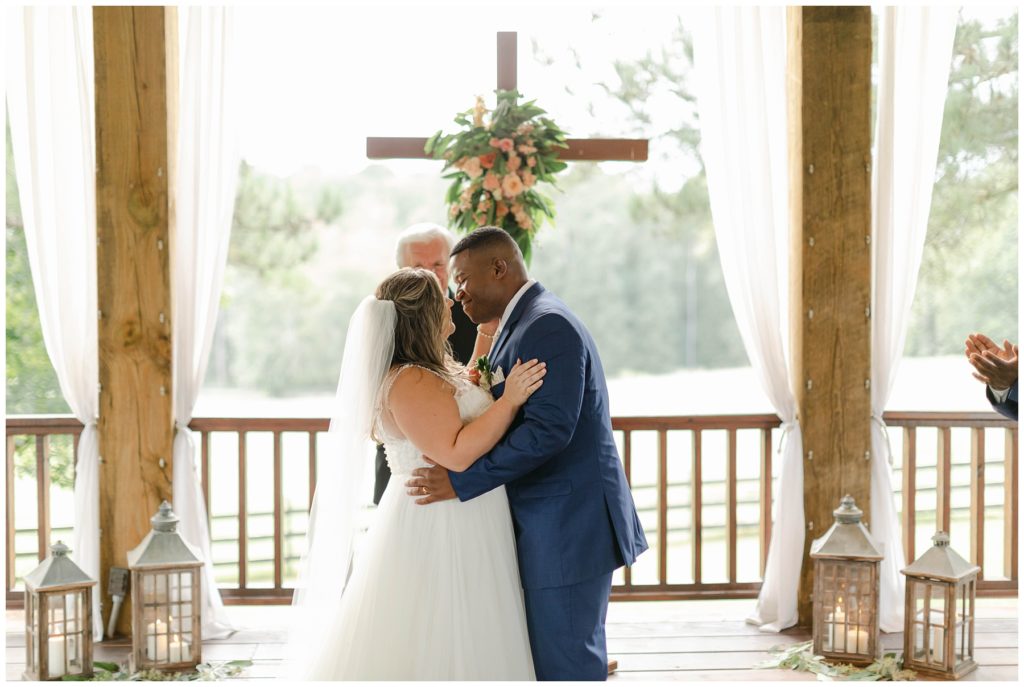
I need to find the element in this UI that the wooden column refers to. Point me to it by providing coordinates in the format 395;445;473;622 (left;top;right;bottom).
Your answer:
787;6;873;627
94;6;177;637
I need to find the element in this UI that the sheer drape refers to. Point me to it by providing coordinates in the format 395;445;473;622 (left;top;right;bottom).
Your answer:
171;5;240;638
693;6;804;631
871;5;959;632
7;6;102;639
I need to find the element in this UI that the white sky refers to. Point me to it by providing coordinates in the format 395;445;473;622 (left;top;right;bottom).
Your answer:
232;3;691;178
232;3;1017;180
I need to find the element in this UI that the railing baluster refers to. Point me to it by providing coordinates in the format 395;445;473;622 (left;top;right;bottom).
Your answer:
623;430;631;590
273;431;283;589
657;429;668;586
727;428;737;584
308;432;317;508
7;436;16;592
938;427;952;533
969;428;985;574
36;435;50;561
692;430;702;585
902;427;917;564
201;431;211;517
1005;428;1018;582
759;427;772;578
238;431;247;590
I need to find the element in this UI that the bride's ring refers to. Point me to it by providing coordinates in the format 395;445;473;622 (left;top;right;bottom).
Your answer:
421;486;427;495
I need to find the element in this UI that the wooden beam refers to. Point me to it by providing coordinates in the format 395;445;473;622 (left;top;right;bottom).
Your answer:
94;6;177;637
497;31;517;91
366;136;648;162
789;6;873;627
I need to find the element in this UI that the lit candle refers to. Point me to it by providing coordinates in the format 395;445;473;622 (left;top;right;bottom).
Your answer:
830;598;846;651
930;625;945;663
48;636;66;677
168;636;191;663
146;619;168;661
846;628;869;654
926;608;945;663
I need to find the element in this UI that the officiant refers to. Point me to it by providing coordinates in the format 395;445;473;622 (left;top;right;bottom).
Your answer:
373;223;481;504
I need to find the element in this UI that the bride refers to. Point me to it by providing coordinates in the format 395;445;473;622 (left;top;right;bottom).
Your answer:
285;268;546;680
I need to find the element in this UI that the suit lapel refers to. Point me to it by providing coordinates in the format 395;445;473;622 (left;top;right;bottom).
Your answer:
490;282;544;363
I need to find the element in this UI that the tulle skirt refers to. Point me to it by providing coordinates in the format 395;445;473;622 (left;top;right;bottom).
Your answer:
302;481;536;680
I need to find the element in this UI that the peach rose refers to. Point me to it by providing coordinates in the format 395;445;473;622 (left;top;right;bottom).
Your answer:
521;170;537;188
462;157;483;179
480;152;497;169
482;172;500;192
498;138;515;153
501;173;524;197
495;201;509;218
506;154;521;172
527;156;537;168
489;137;501;148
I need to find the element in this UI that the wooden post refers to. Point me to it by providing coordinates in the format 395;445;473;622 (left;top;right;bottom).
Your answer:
788;6;873;626
94;6;177;637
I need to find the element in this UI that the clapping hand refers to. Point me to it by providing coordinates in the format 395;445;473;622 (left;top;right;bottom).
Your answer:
965;333;1018;390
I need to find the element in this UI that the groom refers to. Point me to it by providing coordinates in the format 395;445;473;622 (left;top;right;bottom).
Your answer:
407;227;648;680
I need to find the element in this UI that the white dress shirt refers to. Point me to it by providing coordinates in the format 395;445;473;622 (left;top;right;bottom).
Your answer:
990;385;1012;403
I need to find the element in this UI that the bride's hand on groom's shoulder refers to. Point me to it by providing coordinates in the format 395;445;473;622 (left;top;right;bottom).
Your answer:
406;459;457;505
504;358;547;406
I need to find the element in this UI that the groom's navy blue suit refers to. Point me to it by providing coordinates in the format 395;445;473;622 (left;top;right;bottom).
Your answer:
450;283;648;681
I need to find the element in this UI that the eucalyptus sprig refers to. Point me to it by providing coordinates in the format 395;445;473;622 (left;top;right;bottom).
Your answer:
61;659;253;681
760;641;916;681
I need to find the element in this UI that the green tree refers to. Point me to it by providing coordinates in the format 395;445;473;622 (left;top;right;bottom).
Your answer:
904;11;1018;355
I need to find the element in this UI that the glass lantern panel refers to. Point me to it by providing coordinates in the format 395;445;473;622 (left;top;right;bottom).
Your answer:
917;581;933;663
181;571;193;601
144;574;154;596
156;573;167;602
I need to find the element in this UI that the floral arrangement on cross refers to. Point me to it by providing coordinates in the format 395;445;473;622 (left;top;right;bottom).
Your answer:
425;89;569;263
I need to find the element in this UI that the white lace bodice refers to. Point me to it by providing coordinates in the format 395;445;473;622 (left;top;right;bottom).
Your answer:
377;365;494;475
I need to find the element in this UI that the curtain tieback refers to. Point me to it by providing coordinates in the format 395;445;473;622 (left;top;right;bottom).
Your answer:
870;413;895;466
777;419;799;455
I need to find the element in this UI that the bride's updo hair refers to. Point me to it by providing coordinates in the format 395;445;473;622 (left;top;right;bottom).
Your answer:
375;268;457;380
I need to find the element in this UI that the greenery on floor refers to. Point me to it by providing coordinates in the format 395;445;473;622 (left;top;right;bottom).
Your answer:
760;641;916;681
61;660;252;681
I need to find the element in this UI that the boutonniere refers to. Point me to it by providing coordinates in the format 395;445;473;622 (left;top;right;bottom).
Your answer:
470;355;505;391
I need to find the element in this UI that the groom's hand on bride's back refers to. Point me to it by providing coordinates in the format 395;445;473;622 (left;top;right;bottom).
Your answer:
406;459;457;504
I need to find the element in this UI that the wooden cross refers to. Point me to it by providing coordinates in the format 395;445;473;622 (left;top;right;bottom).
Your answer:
366;32;648;163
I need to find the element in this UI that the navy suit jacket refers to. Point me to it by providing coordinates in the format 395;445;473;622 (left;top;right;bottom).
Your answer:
450;283;648;590
986;381;1018;421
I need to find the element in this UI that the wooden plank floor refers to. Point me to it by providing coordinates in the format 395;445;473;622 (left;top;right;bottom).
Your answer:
6;598;1018;680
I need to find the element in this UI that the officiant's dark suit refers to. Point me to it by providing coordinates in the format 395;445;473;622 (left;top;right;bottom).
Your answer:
372;291;475;504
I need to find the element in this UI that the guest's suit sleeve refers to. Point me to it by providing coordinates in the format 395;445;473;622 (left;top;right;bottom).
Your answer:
986;380;1018;421
450;314;586;501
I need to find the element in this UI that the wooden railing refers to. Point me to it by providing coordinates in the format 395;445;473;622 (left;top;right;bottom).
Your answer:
7;412;1018;607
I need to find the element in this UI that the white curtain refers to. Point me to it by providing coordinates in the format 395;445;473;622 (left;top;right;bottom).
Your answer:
871;6;959;633
171;6;240;639
693;7;804;631
7;6;103;640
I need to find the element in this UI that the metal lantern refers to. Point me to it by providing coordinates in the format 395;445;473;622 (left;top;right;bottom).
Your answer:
23;541;96;681
901;531;980;680
127;501;203;671
810;495;884;665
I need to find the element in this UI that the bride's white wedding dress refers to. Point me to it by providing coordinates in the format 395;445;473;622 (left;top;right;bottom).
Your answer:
303;365;536;680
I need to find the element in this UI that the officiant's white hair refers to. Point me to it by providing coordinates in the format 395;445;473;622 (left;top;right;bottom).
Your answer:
395;222;455;267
